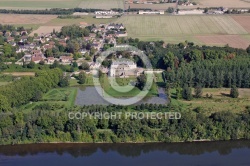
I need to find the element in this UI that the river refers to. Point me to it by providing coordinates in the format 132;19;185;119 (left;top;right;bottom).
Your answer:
0;140;250;166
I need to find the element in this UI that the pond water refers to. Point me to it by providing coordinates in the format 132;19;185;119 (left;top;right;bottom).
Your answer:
0;140;250;166
75;86;168;106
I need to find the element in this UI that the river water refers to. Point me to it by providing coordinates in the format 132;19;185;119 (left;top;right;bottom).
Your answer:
0;140;250;166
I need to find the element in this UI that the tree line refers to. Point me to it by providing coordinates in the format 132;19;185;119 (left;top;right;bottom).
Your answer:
0;105;249;145
0;68;63;111
0;8;123;15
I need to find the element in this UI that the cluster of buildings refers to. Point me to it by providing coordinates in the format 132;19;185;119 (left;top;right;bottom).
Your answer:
95;10;120;19
1;23;129;67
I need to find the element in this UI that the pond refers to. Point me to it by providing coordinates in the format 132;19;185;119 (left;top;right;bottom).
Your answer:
75;86;168;106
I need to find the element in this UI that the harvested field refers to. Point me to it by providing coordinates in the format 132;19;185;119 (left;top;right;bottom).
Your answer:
196;35;250;49
0;14;57;25
232;16;250;33
3;72;35;76
116;15;248;38
79;0;124;10
30;26;62;36
0;0;82;9
193;0;250;8
125;3;175;10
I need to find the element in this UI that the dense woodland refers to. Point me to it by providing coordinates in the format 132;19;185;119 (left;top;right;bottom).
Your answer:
0;106;250;145
0;68;64;111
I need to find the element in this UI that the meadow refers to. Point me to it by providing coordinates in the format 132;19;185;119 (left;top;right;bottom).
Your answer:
170;88;250;114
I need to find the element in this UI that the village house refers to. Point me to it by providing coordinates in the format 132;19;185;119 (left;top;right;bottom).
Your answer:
31;53;45;64
45;57;56;64
115;31;128;37
60;56;73;64
107;23;125;30
23;54;32;63
20;36;28;43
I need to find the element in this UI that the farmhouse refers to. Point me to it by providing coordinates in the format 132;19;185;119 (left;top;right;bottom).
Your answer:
138;10;164;15
109;60;138;77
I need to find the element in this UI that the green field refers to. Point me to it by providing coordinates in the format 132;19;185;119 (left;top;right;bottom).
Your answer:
70;74;94;86
101;74;158;97
0;0;124;9
170;88;250;114
19;87;77;111
116;15;249;43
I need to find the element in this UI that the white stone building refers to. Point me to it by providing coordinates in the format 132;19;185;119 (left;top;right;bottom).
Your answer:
109;60;137;77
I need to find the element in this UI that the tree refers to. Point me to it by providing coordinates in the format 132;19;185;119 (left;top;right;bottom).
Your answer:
32;90;43;102
163;51;175;69
182;85;193;101
78;72;86;84
247;45;250;53
81;61;90;70
167;7;174;13
137;75;146;90
27;61;35;69
73;62;78;68
39;60;45;65
0;94;11;112
194;85;203;98
59;77;69;87
230;86;239;98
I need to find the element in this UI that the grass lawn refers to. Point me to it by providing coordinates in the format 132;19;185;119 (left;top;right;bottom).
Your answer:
70;74;94;87
100;74;158;97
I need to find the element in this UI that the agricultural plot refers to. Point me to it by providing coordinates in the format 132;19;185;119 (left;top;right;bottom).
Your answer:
125;3;175;10
196;35;250;49
232;16;250;33
0;0;82;9
116;15;250;45
0;14;57;25
78;0;124;10
30;26;62;36
193;0;250;8
0;0;124;10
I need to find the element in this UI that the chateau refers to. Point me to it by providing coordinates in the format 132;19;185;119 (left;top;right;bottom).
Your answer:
109;60;137;77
